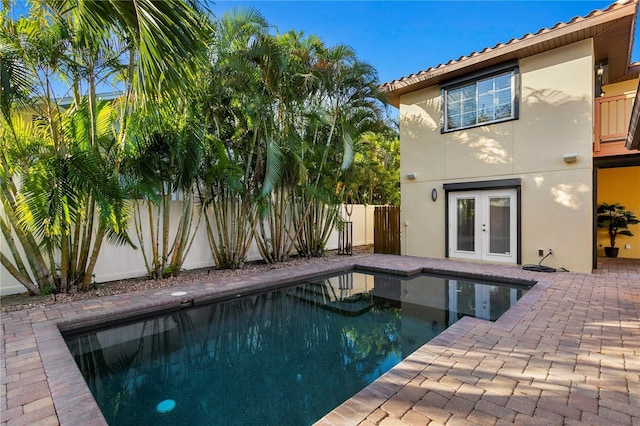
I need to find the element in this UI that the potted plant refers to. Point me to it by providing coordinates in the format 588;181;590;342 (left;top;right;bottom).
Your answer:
597;202;639;258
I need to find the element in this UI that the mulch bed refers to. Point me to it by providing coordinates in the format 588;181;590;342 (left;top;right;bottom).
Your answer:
0;246;373;313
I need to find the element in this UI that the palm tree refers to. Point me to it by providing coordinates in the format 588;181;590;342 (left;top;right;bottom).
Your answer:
289;41;386;257
124;103;205;278
0;18;54;295
197;8;268;269
220;26;387;262
0;0;210;294
250;30;325;263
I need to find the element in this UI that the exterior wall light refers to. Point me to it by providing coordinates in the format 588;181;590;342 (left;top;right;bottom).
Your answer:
563;153;578;163
595;61;607;97
431;188;438;201
406;172;417;180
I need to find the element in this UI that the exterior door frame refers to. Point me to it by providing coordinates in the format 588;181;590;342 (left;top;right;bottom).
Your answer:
448;189;518;263
593;155;640;269
444;178;522;264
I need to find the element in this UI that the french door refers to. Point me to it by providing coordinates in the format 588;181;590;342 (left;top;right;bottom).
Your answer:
447;280;520;323
448;189;517;263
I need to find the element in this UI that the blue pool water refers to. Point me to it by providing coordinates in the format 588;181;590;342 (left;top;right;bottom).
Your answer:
64;271;530;425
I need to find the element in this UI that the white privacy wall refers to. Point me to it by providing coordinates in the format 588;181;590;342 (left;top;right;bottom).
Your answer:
1;203;377;296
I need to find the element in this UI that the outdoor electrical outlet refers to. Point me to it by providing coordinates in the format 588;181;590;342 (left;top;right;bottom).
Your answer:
538;249;544;257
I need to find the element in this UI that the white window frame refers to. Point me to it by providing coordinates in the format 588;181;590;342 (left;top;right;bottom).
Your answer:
441;65;519;133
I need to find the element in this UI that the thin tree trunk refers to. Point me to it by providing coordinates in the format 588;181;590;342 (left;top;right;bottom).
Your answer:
77;196;96;282
0;252;40;295
59;222;69;292
69;206;82;285
0;172;54;291
133;200;153;277
148;201;159;278
82;223;106;290
0;216;38;293
181;204;202;272
161;190;171;277
204;203;221;266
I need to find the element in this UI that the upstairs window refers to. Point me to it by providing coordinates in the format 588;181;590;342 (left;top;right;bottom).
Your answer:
442;66;518;132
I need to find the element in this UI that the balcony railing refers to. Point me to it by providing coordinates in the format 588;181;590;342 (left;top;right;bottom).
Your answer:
594;93;635;157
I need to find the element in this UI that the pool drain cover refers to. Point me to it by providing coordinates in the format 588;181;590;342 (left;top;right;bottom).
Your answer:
156;399;176;413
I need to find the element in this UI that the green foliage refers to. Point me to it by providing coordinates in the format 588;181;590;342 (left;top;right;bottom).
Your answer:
199;9;390;264
1;0;209;294
345;125;400;206
39;282;56;296
123;102;205;279
597;202;640;248
2;1;394;295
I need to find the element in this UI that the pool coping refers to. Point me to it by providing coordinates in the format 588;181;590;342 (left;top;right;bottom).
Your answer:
3;255;552;425
315;271;549;425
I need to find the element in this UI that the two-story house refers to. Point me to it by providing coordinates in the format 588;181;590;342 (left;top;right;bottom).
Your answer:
381;0;640;273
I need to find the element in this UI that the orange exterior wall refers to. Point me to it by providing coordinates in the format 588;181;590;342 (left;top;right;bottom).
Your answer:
597;166;640;258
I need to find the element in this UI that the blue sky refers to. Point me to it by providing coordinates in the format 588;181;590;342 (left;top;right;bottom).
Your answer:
211;1;637;85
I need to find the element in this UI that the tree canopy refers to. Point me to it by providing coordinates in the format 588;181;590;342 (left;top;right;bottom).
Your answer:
1;3;398;295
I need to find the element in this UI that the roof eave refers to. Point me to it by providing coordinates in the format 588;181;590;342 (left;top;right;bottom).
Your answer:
382;1;638;109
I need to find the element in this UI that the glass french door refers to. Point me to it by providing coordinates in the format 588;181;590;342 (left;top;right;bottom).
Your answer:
447;280;520;323
449;189;517;263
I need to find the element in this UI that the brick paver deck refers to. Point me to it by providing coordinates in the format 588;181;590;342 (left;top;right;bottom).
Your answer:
1;255;638;425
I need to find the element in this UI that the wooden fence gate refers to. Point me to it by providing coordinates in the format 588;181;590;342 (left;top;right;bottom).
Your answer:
374;206;401;255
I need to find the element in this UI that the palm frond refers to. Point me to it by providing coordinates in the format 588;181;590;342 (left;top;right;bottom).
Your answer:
260;135;283;197
340;129;354;171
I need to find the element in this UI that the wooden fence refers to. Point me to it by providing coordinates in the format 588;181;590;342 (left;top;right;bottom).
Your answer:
374;206;401;255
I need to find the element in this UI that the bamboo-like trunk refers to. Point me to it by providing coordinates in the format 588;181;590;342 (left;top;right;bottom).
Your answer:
0;216;40;293
169;211;186;272
82;223;106;290
169;194;193;275
77;196;96;283
133;200;153;277
212;194;227;264
0;252;40;295
161;190;171;277
207;192;253;269
254;201;274;264
1;176;55;291
69;204;83;285
59;222;69;292
181;203;203;272
146;201;159;277
204;204;221;265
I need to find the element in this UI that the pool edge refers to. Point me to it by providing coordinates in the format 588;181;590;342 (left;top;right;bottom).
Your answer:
30;255;545;426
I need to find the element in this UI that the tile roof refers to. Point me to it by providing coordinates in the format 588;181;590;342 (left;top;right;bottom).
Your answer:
381;0;639;106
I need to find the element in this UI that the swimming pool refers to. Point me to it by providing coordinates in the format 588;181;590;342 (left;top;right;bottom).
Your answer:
64;270;530;425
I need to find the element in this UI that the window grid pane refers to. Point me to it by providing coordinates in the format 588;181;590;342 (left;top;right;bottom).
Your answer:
445;70;514;131
489;196;511;254
456;198;475;252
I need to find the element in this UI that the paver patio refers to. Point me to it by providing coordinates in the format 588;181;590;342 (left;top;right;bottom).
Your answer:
1;255;639;425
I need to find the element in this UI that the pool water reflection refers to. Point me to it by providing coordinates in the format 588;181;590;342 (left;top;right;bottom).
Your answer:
65;271;530;425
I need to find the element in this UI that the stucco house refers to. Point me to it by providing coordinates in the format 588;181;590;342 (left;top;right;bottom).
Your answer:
381;0;640;273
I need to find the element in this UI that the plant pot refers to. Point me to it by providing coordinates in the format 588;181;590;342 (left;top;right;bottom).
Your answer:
604;247;619;258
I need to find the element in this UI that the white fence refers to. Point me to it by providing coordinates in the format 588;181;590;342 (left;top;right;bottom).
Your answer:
0;204;376;296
